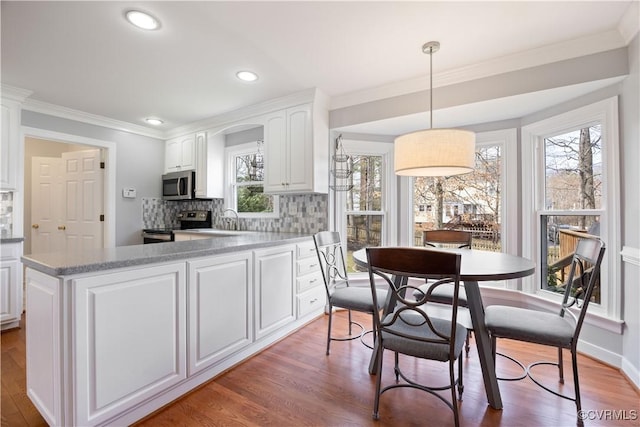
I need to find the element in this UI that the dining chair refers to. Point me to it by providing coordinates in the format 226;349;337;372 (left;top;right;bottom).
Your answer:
366;247;465;426
313;231;387;355
414;229;474;356
484;237;606;424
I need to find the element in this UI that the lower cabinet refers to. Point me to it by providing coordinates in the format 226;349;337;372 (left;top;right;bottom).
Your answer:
1;241;23;330
254;245;295;340
25;239;323;426
71;263;187;426
188;252;252;375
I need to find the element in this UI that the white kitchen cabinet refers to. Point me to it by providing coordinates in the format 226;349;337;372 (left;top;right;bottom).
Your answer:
165;134;196;173
188;252;252;375
1;99;21;190
71;263;186;426
194;131;224;199
254;245;295;339
0;241;23;330
263;102;328;194
294;240;325;318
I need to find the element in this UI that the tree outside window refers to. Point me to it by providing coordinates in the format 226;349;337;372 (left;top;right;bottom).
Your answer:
541;125;602;301
230;142;279;216
413;144;502;251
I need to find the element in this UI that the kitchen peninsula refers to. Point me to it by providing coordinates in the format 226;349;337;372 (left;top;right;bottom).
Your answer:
22;232;325;427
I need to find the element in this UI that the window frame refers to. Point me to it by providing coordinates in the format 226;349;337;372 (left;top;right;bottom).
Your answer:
225;142;279;218
521;97;621;323
333;138;396;277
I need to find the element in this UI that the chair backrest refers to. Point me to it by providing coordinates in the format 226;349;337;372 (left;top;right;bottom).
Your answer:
366;247;462;355
423;230;472;249
313;231;349;297
559;237;606;340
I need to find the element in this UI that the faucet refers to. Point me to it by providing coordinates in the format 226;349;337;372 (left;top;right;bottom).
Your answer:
222;208;239;231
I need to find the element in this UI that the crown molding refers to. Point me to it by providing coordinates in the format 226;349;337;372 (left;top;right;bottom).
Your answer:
330;30;626;110
164;88;319;139
1;84;33;103
21;98;165;140
619;1;640;44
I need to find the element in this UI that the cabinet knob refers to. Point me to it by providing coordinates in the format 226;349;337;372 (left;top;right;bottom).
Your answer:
32;224;39;229
58;225;66;230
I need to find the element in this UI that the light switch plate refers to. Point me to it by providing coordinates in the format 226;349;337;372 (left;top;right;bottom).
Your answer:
122;188;136;198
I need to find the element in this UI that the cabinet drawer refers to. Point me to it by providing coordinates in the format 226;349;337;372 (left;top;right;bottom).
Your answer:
297;256;320;277
296;240;317;260
297;285;326;318
297;271;323;293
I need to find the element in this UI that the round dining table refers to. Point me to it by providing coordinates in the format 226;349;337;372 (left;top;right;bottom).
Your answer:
352;247;536;410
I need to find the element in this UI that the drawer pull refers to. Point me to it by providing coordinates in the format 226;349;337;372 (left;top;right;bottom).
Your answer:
310;298;318;304
309;278;317;283
310;263;318;268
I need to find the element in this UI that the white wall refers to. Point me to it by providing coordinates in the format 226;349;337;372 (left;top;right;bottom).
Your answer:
620;33;640;386
21;111;165;246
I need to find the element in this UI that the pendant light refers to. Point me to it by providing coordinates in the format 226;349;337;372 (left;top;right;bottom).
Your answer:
394;41;475;177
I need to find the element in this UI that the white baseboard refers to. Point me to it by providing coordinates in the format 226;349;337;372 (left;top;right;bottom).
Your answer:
621;357;640;389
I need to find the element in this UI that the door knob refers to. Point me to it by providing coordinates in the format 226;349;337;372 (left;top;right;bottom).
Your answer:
32;224;39;229
58;225;66;230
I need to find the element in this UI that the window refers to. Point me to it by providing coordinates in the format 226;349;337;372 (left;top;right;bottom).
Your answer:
334;139;395;273
412;143;504;251
522;97;620;322
407;130;518;275
226;142;279;217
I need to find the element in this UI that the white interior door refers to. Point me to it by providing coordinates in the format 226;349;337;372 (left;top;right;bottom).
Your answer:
62;149;103;252
31;157;63;253
31;149;103;254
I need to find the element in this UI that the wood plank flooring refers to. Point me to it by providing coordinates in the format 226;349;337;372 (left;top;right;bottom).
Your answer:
2;312;639;426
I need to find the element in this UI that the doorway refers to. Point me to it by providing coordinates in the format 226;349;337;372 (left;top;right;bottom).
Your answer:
22;128;116;254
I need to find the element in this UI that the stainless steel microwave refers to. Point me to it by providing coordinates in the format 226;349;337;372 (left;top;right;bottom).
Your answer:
162;170;195;200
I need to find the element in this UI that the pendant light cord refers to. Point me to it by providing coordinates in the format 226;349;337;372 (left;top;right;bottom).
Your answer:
429;45;433;130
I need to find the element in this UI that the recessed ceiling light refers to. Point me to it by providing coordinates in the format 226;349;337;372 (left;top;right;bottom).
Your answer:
125;10;160;30
236;71;258;82
145;118;164;126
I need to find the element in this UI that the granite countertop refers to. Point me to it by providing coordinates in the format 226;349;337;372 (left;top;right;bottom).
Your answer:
22;232;313;277
1;236;24;244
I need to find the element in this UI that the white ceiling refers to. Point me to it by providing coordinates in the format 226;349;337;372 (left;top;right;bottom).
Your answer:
1;1;637;137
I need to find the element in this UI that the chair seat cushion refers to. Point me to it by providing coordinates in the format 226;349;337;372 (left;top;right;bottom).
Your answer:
330;286;387;313
485;305;576;348
380;312;466;362
413;283;467;306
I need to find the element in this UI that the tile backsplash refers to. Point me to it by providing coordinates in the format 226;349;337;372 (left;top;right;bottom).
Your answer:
142;194;328;234
0;192;14;238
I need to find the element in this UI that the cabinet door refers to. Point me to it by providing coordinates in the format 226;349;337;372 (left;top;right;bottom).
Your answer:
165;138;181;172
179;135;196;170
188;252;252;375
263;110;287;192
0;258;20;324
286;104;313;192
72;263;186;426
1;101;19;190
254;245;295;339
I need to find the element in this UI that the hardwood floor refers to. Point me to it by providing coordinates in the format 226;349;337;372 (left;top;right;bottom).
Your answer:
2;312;639;426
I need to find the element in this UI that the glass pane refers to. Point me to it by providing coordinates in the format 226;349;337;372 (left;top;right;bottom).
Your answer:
345;214;382;273
237;185;274;213
346;155;383;211
413;145;502;252
544;125;602;210
235;153;263;182
541;214;601;303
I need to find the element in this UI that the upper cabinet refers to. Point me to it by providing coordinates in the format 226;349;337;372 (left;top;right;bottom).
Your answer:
263;100;328;194
165;134;196;173
194;131;224;199
1;98;22;190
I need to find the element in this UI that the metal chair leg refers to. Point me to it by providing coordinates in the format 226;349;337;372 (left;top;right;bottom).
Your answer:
558;347;564;384
326;305;333;355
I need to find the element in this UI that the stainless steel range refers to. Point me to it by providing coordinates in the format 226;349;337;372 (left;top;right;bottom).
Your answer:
142;210;212;244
